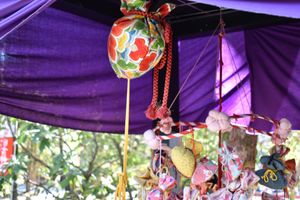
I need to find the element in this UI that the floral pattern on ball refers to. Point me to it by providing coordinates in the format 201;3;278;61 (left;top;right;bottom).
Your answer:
107;0;175;79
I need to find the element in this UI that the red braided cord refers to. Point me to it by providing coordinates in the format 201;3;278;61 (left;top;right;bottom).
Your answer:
127;9;174;120
162;26;173;108
217;24;224;189
229;114;279;137
157;24;173;119
151;68;159;105
126;10;172;120
145;67;160;119
157;50;167;70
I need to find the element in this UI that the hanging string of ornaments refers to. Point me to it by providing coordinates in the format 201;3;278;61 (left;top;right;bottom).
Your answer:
107;0;298;199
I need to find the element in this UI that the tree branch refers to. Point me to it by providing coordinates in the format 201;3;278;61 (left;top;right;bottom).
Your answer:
19;143;51;169
84;134;99;182
27;179;61;200
110;137;123;171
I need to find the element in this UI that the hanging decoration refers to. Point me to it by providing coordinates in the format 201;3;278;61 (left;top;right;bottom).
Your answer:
107;0;175;198
255;153;287;189
147;173;177;200
141;115;297;199
138;13;298;199
218;142;243;182
191;158;218;195
170;145;196;178
108;0;175;79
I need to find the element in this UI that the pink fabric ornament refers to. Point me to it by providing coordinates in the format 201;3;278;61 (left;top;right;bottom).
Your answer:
206;188;232;200
158;116;174;134
192;158;217;186
261;192;284;200
232;170;260;200
183;187;199;200
144;129;160;149
239;169;260;191
218;142;243;182
168;192;182;200
151;150;173;173
205;110;232;132
278;118;292;138
147;175;176;200
272;118;292;145
208;169;259;200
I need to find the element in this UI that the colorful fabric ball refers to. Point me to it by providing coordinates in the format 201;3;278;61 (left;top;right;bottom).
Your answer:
108;0;175;79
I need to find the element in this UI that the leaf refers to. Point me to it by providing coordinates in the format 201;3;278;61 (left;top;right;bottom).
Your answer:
117;59;127;69
134;20;146;30
60;177;70;189
112;63;121;75
127;62;137;69
39;138;50;152
152;37;164;49
18;133;28;143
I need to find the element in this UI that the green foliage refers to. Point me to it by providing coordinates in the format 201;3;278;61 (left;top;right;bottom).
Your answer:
0;116;151;200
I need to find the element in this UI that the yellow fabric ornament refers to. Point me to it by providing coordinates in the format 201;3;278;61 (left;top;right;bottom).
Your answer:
184;138;203;156
171;146;196;178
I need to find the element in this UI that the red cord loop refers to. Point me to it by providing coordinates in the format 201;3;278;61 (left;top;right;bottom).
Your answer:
132;10;173;120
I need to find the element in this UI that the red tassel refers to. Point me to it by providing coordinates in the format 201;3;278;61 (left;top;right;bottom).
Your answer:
145;104;157;120
156;106;170;119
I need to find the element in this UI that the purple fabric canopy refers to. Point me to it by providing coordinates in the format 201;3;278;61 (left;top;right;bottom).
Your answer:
178;31;251;123
0;3;300;133
192;0;300;19
0;7;153;133
0;0;56;40
246;22;300;130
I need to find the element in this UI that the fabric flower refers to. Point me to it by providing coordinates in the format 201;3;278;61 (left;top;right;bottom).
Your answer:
158;116;174;134
129;38;149;61
116;32;129;52
143;129;160;149
218;142;243;182
183;187;199;200
135;167;159;190
147;175;176;200
272;118;292;145
278;118;292;138
205;110;232;132
108;35;117;61
192;158;217;187
140;53;157;71
111;19;132;37
207;169;259;200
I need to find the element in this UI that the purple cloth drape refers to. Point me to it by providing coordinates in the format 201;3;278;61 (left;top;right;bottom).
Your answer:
178;31;251;123
0;7;153;134
0;0;56;40
245;22;300;130
1;5;300;134
191;0;300;19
